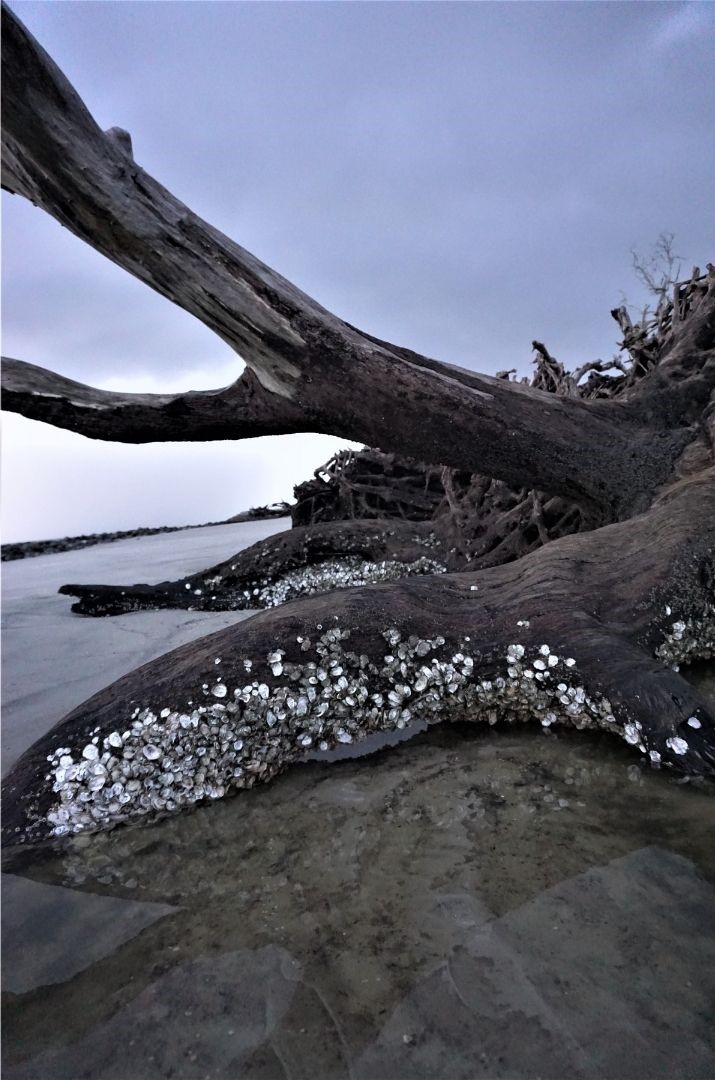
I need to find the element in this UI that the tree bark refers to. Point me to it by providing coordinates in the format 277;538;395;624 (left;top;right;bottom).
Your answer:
1;3;714;845
3;471;713;846
2;2;707;523
58;519;447;616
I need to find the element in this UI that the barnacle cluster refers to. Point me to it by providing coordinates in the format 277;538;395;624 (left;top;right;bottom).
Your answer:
188;556;446;611
38;628;676;842
655;608;715;667
411;532;441;549
245;556;446;608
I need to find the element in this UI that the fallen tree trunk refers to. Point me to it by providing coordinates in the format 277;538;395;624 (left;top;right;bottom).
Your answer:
59;519;447;615
4;472;714;846
2;4;705;523
1;3;714;845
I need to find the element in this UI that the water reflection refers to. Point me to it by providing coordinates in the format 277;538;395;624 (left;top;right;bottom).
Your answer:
3;725;715;1079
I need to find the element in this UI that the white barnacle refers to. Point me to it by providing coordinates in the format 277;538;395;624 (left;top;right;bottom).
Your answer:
623;723;640;745
539;645;550;656
649;749;662;765
687;716;701;729
142;744;162;761
212;683;227;699
666;736;688;755
564;658;576;668
106;732;123;749
548;655;559;668
533;659;546;671
298;734;313;748
82;744;99;761
335;729;353;744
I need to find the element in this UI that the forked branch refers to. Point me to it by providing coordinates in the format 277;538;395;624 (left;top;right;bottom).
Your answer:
0;3;685;519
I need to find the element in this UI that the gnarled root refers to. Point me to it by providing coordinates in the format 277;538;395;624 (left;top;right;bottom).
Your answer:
59;519;447;616
4;472;713;847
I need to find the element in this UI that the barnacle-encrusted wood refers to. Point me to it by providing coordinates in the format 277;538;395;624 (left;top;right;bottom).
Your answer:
2;4;714;844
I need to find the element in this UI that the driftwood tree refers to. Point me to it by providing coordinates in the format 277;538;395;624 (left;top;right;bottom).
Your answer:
2;4;714;846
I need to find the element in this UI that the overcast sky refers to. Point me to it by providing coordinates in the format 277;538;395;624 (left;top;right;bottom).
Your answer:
3;0;714;542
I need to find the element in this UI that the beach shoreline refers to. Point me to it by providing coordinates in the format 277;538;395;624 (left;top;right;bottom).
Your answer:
1;503;290;562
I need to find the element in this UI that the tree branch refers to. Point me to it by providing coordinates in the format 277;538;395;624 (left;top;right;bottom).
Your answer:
1;2;680;519
1;357;309;442
58;518;446;615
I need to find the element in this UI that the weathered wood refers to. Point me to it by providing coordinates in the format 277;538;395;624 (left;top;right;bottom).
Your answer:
59;519;447;616
0;358;310;442
3;473;713;846
291;449;460;526
0;2;698;522
1;3;714;844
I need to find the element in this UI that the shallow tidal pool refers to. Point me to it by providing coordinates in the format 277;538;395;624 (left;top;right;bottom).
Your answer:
3;722;715;1080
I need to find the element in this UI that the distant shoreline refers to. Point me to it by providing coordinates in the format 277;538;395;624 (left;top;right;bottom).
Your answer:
1;503;291;562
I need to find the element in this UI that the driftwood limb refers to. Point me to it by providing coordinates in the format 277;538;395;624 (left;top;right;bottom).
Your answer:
1;3;714;844
59;519;447;616
0;2;697;521
3;472;713;846
0;359;310;442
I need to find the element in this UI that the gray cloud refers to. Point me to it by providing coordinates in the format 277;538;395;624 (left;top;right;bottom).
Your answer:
3;1;714;540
